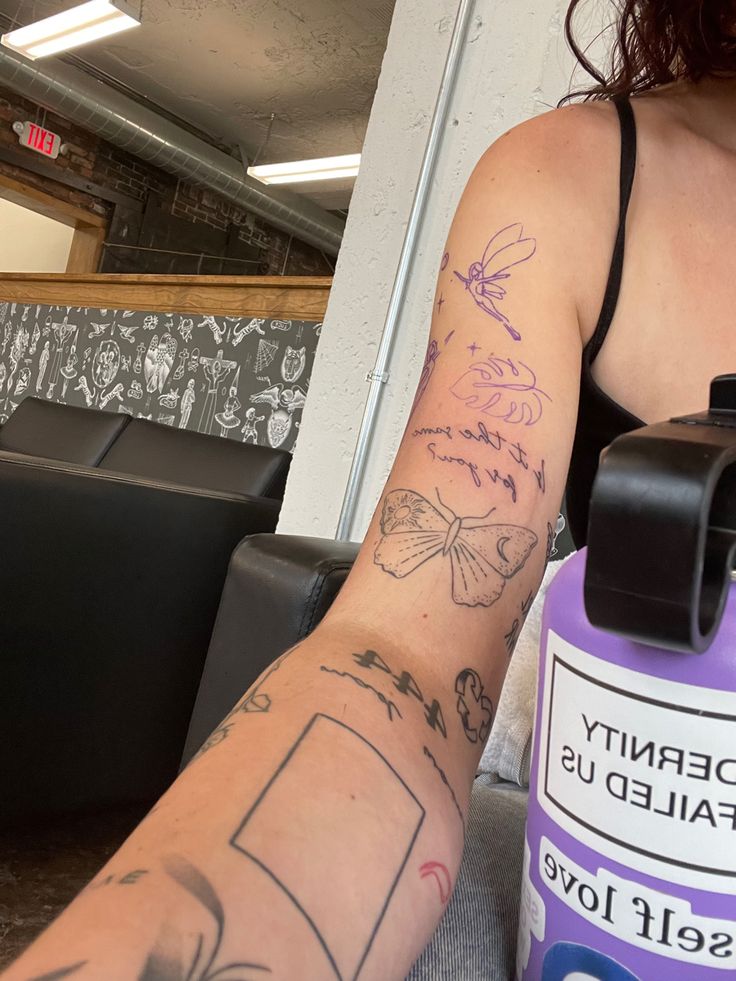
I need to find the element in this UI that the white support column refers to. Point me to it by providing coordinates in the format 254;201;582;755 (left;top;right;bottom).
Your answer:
278;0;578;540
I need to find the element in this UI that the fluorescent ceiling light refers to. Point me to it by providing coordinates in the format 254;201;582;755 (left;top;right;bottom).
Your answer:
1;0;141;60
248;154;361;185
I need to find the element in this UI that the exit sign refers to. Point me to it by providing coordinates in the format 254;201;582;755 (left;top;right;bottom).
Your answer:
15;121;62;160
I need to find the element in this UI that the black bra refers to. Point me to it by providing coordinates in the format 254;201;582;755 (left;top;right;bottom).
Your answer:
565;97;645;549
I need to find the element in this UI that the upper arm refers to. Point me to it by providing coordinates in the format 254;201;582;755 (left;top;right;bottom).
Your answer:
325;104;617;709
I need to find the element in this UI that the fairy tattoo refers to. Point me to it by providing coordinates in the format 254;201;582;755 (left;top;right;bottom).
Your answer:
454;223;537;341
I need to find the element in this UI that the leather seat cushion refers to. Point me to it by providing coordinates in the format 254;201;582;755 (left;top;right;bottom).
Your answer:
0;398;130;466
98;419;291;499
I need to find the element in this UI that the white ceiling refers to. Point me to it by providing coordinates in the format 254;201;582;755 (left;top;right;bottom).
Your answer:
0;0;397;208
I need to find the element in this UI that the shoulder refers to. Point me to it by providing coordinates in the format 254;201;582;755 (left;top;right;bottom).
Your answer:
473;101;621;212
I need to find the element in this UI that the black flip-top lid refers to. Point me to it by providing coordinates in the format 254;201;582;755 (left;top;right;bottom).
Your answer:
584;374;736;653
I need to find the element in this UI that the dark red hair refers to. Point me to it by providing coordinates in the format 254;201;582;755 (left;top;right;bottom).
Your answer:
563;0;736;101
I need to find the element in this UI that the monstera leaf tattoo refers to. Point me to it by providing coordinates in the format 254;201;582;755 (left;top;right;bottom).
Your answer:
451;355;551;426
374;489;537;607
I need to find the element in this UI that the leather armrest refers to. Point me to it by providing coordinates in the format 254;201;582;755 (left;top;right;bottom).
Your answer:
181;534;359;765
0;454;282;823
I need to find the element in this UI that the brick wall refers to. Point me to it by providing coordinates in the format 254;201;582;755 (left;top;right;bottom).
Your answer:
0;85;334;276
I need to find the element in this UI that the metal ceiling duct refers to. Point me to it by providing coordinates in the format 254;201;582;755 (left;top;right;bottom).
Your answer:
0;47;345;256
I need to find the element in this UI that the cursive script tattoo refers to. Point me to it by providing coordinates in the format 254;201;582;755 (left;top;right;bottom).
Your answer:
413;421;545;489
455;668;494;744
451;355;551;426
454;223;537;341
319;666;402;722
426;440;517;501
374;488;537;607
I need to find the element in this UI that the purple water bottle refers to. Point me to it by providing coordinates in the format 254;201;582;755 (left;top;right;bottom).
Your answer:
520;375;736;980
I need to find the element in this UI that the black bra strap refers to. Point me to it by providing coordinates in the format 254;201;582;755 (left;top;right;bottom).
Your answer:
586;97;637;365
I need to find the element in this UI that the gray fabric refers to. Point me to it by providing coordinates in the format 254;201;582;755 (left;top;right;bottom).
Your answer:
479;552;575;787
407;776;528;980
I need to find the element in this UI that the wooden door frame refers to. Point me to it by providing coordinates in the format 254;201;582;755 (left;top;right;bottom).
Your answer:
0;172;107;274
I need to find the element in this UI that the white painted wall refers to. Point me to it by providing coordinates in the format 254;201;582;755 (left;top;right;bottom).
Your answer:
278;0;591;541
0;198;74;273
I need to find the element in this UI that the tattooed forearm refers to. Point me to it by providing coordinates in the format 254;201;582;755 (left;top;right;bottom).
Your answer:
455;669;494;744
230;713;425;981
373;488;537;607
319;666;402;722
423;746;465;828
454;223;537;341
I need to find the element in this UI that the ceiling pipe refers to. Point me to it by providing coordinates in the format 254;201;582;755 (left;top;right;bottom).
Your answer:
0;47;345;255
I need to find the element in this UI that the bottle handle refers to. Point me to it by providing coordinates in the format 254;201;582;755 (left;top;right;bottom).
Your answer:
584;374;736;653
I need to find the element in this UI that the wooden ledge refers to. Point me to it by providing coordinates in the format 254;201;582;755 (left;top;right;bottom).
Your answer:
0;274;333;319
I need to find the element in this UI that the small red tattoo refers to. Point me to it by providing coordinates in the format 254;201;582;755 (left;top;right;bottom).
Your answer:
420;861;451;904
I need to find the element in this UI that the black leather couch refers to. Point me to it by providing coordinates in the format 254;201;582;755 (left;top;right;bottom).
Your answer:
0;398;291;824
183;533;359;764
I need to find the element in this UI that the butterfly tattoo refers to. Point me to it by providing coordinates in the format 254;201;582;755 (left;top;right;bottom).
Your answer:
374;489;538;607
454;223;537;341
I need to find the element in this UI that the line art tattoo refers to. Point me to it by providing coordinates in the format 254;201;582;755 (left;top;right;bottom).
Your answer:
451;355;551;425
374;489;537;607
454;223;537;341
410;339;441;417
139;856;271;980
231;714;425;981
419;861;452;905
319;666;402;722
190;646;300;765
455;668;494;744
423;746;464;827
191;723;235;763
